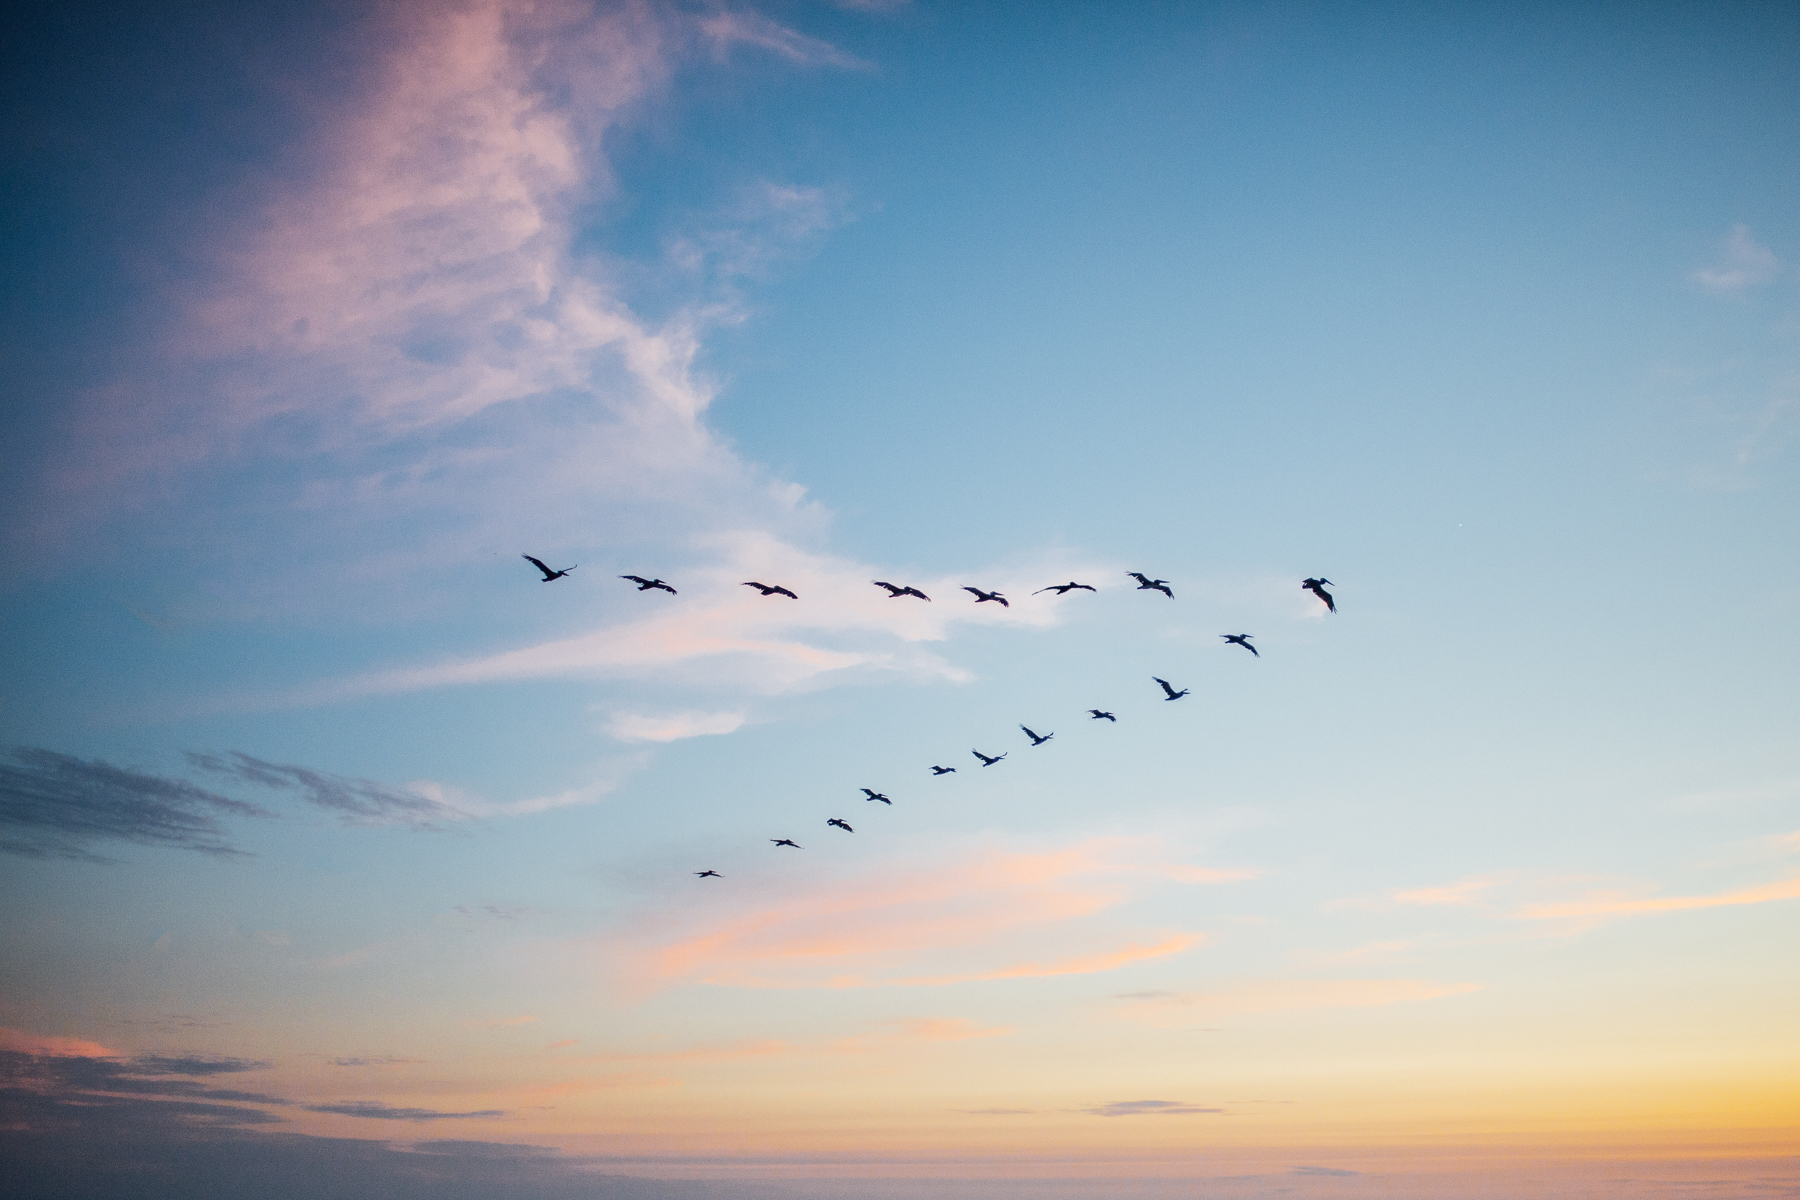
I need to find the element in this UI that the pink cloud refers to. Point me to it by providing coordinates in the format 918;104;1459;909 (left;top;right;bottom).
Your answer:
1518;874;1800;921
0;1027;119;1058
623;837;1244;991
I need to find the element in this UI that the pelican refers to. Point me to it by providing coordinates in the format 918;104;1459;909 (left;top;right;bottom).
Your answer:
695;870;721;878
1128;572;1173;597
930;765;957;775
1020;725;1053;746
770;838;802;849
827;818;854;833
742;581;799;599
963;587;1009;607
873;581;931;601
972;749;1007;767
1222;634;1258;656
622;575;677;594
861;788;892;805
1302;577;1336;612
1088;709;1116;721
1154;676;1190;701
1033;582;1095;595
523;555;574;582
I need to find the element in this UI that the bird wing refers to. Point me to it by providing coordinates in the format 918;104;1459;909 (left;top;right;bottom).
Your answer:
1074;584;1095;591
742;581;765;590
623;575;650;585
523;555;554;577
905;587;930;600
963;587;982;598
775;587;797;598
657;581;677;593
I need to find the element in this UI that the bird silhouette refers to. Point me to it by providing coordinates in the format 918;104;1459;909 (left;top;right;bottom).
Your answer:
1033;581;1096;595
1154;676;1190;701
1302;577;1336;612
1088;709;1116;722
622;575;677;594
861;788;892;805
827;818;854;832
742;581;798;599
930;765;957;775
963;586;1009;607
694;870;721;878
770;838;802;849
972;748;1007;767
1128;572;1173;597
873;580;931;601
1020;725;1053;746
1222;634;1258;656
523;555;575;581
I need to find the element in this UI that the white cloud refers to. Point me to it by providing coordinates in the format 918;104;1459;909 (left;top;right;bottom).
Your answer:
606;710;747;743
1694;224;1780;293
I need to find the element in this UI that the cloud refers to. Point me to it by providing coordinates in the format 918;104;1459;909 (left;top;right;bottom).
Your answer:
697;9;872;69
184;751;456;828
303;1101;507;1122
0;1028;119;1058
1081;1099;1223;1117
1516;874;1800;921
1695;224;1781;293
1292;1165;1360;1176
130;1055;272;1077
0;747;272;860
632;837;1237;990
1114;978;1481;1024
606;710;746;743
330;1056;423;1068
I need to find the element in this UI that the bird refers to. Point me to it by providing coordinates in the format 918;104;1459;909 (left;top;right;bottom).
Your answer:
1034;581;1096;595
622;575;677;594
770;838;802;849
972;748;1007;767
1088;709;1116;722
1020;725;1053;746
1128;572;1173;597
1302;577;1336;613
827;818;854;833
930;765;957;775
1222;634;1258;656
522;555;574;582
742;581;798;599
873;580;930;601
694;870;721;878
861;788;892;805
963;587;1008;607
1154;676;1190;701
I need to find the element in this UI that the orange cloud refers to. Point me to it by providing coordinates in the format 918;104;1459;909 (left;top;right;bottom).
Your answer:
0;1027;119;1058
1116;978;1480;1024
835;934;1205;989
1518;874;1800;920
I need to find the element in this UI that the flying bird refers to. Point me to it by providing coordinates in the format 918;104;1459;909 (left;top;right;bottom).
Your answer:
972;749;1007;767
1088;709;1116;722
963;586;1009;607
1128;572;1173;597
522;555;574;582
873;580;930;601
770;838;802;849
694;870;721;878
742;581;798;599
622;575;677;594
1222;634;1258;656
1020;725;1053;746
1154;676;1190;701
861;788;892;805
827;818;854;833
1033;582;1096;595
930;765;957;775
1302;577;1336;612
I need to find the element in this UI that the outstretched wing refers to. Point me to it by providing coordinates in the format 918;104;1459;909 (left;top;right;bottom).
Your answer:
622;575;650;585
774;586;798;599
904;587;931;601
523;555;556;579
964;587;983;598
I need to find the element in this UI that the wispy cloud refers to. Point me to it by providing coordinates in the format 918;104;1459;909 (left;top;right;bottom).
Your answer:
698;8;872;69
606;709;747;743
629;837;1241;991
1081;1099;1223;1117
303;1100;506;1122
1114;978;1480;1025
0;747;272;860
1516;874;1800;921
185;751;456;828
1694;224;1781;293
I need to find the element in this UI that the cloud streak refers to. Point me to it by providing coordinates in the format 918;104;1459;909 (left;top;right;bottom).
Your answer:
185;751;457;828
0;747;272;860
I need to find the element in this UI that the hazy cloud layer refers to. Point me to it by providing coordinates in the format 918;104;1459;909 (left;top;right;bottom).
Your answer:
1082;1099;1223;1117
303;1100;508;1122
0;747;272;860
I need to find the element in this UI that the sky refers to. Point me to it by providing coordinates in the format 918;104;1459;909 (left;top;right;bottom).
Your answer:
2;1;1797;1197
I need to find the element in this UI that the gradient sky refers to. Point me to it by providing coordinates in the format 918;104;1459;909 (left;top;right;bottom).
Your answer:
2;2;1797;1198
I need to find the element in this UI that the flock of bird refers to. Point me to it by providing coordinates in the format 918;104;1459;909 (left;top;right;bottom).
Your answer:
522;554;1338;879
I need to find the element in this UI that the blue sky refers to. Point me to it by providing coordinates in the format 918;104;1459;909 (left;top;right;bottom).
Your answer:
2;3;1797;1197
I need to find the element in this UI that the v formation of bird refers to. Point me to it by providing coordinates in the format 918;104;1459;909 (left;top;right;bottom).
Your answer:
517;558;1337;879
